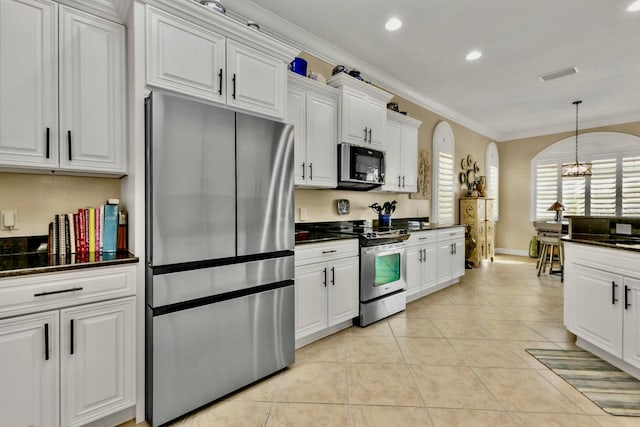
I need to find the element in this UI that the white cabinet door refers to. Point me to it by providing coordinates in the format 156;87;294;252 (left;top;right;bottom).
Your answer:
573;265;623;358
404;245;423;298
400;126;419;192
295;263;328;339
226;39;286;120
367;98;386;148
305;91;337;188
452;239;465;279
287;84;307;186
60;297;134;427
437;241;454;284
146;6;226;103
0;0;58;170
382;120;401;192
327;257;359;325
341;86;368;145
0;311;59;427
624;277;640;369
58;6;126;174
422;244;438;291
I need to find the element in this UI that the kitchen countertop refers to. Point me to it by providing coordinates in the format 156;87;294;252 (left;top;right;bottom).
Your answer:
563;233;640;253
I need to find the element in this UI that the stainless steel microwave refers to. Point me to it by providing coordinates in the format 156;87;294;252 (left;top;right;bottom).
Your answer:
337;143;385;190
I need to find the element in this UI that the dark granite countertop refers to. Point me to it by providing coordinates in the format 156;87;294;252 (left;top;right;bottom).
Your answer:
0;235;138;278
563;233;640;253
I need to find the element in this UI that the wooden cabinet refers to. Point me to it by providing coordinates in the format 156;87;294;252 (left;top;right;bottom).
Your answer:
59;6;126;174
146;5;296;121
287;72;339;188
60;298;135;427
327;73;393;147
0;0;58;170
565;242;640;374
436;227;465;285
404;231;438;299
0;311;59;427
294;240;359;346
0;265;136;426
0;0;126;175
459;198;495;266
382;111;421;192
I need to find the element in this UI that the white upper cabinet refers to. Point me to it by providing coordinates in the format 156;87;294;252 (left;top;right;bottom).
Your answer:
226;39;286;119
146;6;226;103
0;0;58;170
287;72;339;188
59;6;126;174
383;111;421;193
145;5;298;121
327;73;393;147
0;0;126;176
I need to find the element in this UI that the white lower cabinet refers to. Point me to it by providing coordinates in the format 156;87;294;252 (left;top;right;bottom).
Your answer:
436;228;465;285
295;240;359;345
0;297;134;427
0;311;59;427
405;231;437;298
565;242;640;373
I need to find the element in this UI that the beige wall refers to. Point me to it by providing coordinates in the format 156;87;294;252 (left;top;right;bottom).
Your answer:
0;172;121;238
296;52;492;223
496;121;640;252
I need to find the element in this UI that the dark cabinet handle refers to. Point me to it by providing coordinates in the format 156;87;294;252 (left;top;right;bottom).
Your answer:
218;68;223;95
363;127;368;141
302;162;305;180
612;281;618;305
34;287;83;297
419;248;423;262
46;127;50;159
322;249;337;254
423;249;427;259
323;268;327;287
368;128;372;142
402;176;405;188
44;323;50;361
398;176;401;187
70;319;75;355
309;163;313;180
331;267;335;286
625;285;631;309
454;244;457;254
232;74;236;99
67;130;72;161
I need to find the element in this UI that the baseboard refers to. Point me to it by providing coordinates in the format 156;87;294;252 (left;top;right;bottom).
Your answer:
495;248;529;256
295;319;353;349
85;406;136;427
576;338;640;380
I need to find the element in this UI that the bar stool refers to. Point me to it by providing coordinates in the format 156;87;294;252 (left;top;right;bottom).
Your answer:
537;232;564;279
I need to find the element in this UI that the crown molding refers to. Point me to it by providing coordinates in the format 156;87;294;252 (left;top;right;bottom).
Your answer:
225;0;499;140
499;111;640;142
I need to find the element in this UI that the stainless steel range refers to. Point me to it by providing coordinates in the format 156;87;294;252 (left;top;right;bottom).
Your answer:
340;227;410;326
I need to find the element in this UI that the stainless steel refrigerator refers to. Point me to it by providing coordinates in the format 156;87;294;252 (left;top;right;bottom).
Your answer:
145;91;295;426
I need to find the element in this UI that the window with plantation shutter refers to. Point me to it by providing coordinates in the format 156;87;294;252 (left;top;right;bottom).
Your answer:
531;132;640;220
590;159;617;216
485;142;499;221
535;164;558;220
432;121;455;225
623;156;640;216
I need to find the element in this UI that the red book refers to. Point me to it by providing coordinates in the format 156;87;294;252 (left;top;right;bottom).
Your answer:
78;209;85;253
83;208;90;253
95;207;101;253
73;213;80;254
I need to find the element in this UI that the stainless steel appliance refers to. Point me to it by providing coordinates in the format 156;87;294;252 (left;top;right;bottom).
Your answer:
337;143;385;190
145;92;295;427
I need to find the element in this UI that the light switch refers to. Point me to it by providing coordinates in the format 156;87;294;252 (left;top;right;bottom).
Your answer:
1;210;18;230
616;223;632;235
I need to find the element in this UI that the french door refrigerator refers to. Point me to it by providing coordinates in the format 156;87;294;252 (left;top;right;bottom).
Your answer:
145;91;295;426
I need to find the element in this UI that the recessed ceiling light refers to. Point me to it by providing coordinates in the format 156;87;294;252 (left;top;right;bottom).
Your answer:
627;0;640;11
466;50;482;61
385;17;402;31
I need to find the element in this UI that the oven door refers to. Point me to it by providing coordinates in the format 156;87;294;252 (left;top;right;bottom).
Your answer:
360;243;406;302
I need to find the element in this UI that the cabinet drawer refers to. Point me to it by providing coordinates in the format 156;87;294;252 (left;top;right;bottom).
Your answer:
565;242;640;279
406;230;437;246
295;240;358;266
0;265;136;318
437;227;465;241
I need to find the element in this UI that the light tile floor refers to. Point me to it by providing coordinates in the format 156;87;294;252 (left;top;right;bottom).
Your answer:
121;255;640;426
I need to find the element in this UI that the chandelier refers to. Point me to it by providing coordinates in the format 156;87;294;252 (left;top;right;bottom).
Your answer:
562;100;592;177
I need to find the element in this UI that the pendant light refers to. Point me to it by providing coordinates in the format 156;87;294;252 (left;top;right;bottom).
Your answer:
562;100;592;177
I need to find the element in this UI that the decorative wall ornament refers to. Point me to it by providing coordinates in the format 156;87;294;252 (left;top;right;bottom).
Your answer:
410;148;432;200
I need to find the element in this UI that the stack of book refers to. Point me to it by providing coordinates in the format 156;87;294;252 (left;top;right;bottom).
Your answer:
49;199;120;256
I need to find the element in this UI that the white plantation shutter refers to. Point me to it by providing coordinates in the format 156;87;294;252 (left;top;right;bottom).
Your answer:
535;164;558;220
623;156;640;216
437;152;454;224
488;165;499;220
590;159;617;216
562;177;585;216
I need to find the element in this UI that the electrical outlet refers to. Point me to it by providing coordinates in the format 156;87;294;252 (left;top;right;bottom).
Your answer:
616;223;632;235
1;210;18;230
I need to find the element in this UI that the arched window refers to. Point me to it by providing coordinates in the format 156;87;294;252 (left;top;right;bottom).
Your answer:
485;142;499;221
530;132;640;220
432;121;455;225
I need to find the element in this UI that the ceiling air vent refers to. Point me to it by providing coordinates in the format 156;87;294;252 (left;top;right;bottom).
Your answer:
538;66;579;82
